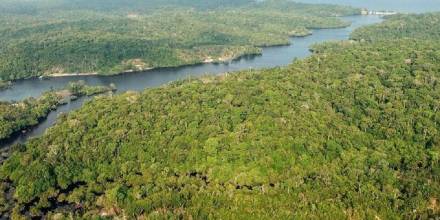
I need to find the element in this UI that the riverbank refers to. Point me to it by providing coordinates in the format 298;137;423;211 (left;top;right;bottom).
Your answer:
40;50;264;80
1;27;329;89
46;72;99;77
0;1;360;84
0;17;354;92
0;16;382;102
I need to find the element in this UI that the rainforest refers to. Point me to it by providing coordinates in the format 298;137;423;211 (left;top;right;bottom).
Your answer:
0;7;439;219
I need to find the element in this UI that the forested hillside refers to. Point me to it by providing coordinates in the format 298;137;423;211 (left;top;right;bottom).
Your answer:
1;13;439;219
0;0;359;82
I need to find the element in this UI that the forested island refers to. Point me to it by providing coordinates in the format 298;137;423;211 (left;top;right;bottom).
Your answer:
0;81;115;142
0;0;359;85
0;12;439;219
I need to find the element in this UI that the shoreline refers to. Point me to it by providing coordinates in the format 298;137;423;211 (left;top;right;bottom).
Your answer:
46;72;99;77
41;52;264;79
31;23;354;80
3;18;358;82
0;14;372;102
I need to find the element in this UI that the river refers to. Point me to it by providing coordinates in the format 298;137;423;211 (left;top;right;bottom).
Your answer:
0;15;382;102
0;15;383;148
6;0;440;102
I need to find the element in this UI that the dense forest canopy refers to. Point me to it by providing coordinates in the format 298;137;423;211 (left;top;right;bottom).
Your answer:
0;13;439;219
0;0;359;82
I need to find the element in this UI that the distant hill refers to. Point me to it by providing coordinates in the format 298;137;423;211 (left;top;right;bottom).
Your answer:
0;0;255;13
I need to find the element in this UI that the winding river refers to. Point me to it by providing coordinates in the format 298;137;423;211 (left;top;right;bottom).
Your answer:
0;15;383;148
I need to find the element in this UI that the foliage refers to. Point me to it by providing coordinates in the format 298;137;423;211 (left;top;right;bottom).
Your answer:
1;13;439;219
0;0;359;80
